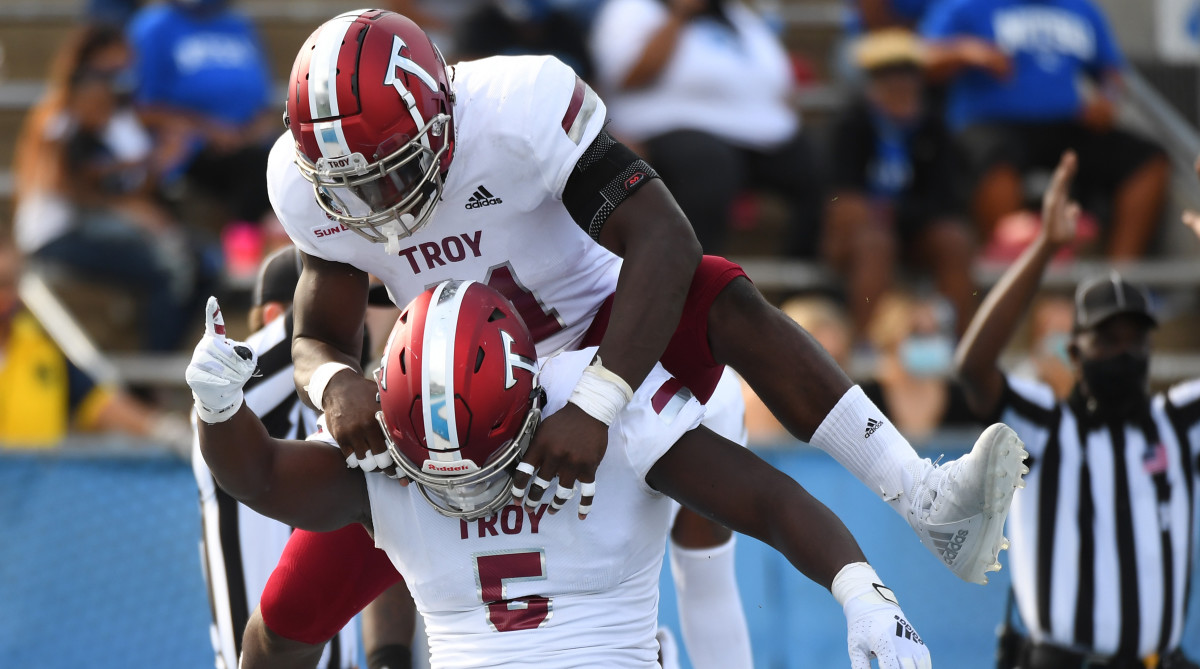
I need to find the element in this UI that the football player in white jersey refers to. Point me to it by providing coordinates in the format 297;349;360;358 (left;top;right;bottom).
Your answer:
260;7;1025;656
187;282;935;669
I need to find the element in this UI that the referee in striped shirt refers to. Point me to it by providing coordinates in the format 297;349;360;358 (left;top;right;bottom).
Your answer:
955;152;1199;669
193;247;362;669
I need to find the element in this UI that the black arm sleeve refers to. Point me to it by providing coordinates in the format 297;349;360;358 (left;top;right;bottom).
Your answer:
561;130;660;241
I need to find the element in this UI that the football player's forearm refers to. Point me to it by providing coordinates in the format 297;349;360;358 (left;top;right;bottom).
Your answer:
198;404;280;503
761;488;869;591
292;253;371;405
651;428;866;590
597;184;701;388
292;335;365;407
199;405;365;531
955;236;1056;416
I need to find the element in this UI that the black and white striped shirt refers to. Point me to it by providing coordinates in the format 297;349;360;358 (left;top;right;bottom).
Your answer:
1000;373;1200;660
242;312;318;441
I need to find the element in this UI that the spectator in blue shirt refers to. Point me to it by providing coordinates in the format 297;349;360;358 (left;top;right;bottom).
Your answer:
922;0;1168;260
128;0;278;231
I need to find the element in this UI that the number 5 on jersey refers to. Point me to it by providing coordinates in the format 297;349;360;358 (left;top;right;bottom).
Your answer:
474;549;552;632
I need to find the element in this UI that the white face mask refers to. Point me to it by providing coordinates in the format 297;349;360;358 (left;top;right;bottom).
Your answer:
898;335;954;378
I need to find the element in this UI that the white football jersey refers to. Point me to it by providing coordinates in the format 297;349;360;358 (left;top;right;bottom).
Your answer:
268;55;619;357
354;350;704;668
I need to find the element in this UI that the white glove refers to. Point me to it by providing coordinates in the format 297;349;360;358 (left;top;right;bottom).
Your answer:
834;562;932;669
186;296;258;424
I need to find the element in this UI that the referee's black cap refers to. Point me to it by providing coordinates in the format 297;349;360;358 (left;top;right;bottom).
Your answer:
253;246;303;307
1073;271;1157;332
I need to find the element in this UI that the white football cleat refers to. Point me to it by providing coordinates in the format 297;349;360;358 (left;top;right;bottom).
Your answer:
904;423;1028;584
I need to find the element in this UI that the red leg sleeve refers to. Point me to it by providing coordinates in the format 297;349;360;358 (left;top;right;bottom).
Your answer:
259;524;402;645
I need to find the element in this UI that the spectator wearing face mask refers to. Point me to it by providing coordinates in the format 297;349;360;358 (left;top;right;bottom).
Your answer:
1011;294;1076;400
861;291;979;441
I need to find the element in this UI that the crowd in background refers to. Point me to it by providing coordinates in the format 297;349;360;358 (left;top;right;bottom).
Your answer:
0;0;1186;447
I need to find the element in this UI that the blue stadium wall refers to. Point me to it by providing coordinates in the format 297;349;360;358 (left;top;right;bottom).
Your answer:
2;445;1198;668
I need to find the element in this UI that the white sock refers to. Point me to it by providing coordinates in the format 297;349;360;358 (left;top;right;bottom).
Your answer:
669;536;753;669
808;385;925;517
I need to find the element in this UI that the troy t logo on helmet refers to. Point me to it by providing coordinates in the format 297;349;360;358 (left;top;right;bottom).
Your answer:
385;34;438;95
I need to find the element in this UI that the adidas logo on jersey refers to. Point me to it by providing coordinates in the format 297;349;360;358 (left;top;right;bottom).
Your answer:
929;529;969;566
465;185;503;209
864;417;883;439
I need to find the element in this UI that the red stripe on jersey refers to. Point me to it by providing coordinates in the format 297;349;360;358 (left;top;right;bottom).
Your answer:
651;377;685;414
561;76;586;135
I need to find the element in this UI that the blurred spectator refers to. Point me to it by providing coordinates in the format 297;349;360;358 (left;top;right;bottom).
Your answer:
742;296;854;442
12;23;204;351
0;245;190;451
851;0;939;32
1010;294;1076;399
922;0;1169;260
128;0;280;275
589;0;823;256
861;291;979;441
387;0;482;57
88;0;144;26
455;1;596;79
824;30;975;337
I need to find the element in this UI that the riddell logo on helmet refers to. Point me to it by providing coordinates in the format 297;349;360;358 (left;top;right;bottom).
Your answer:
423;459;480;474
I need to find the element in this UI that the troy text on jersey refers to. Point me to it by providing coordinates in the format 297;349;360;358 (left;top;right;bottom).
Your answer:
460;504;549;540
396;231;484;273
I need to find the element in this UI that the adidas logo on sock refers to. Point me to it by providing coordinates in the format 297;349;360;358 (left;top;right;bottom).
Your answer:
929;529;969;565
465;185;503;209
864;417;883;439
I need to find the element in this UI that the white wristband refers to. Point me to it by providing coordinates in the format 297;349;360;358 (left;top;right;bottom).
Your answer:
568;357;634;426
831;562;889;607
305;362;354;410
194;392;244;425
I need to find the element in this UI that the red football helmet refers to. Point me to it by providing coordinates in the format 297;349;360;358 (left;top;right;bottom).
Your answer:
375;280;542;519
286;10;455;245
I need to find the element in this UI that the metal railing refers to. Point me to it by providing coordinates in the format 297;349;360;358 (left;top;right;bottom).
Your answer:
18;270;189;387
